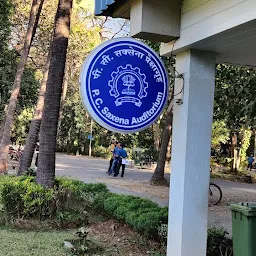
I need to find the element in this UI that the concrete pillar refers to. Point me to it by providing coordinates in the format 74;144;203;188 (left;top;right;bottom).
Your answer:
167;50;216;256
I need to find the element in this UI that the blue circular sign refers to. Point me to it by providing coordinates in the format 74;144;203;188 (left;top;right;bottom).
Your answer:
80;38;168;134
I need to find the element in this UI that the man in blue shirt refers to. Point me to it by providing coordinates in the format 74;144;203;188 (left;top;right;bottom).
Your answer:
114;143;128;177
109;142;120;175
247;155;255;171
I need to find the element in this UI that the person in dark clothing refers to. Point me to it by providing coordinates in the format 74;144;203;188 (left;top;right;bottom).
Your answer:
109;141;120;175
115;143;128;177
247;155;255;171
107;139;116;174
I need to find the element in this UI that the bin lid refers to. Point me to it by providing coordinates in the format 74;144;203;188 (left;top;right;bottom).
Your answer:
229;203;256;216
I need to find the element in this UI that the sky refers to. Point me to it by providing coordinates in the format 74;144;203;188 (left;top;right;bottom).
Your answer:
80;0;130;39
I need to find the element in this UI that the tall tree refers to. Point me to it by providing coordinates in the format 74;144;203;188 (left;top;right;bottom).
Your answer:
0;0;44;173
17;0;59;174
18;50;51;175
0;0;13;140
36;0;73;187
214;64;256;171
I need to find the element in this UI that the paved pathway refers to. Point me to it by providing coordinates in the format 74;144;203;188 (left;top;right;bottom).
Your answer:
56;153;160;181
55;153;170;206
55;153;256;235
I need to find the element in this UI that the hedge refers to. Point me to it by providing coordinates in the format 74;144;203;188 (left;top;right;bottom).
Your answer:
94;192;168;240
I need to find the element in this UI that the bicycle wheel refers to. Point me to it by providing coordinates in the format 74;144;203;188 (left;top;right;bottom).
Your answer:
208;183;222;206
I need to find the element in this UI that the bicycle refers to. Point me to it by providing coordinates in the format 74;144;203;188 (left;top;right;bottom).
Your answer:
209;182;222;206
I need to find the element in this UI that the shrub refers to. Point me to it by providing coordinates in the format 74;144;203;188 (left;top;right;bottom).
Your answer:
158;224;168;245
207;227;233;256
94;192;232;254
0;176;109;223
92;146;109;158
93;192;168;240
23;167;37;177
1;176;43;218
93;192;108;211
56;210;88;227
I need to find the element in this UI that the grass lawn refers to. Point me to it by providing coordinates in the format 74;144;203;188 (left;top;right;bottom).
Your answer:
0;226;73;256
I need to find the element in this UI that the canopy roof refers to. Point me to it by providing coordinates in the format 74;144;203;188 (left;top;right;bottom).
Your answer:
95;0;130;18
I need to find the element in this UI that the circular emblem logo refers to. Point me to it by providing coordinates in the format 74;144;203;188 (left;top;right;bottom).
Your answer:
80;38;168;134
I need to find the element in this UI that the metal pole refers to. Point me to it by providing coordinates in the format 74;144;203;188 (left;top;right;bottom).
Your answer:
89;119;93;157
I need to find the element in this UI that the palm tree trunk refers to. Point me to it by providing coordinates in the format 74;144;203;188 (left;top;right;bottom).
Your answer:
36;0;73;188
151;108;173;182
153;123;161;150
58;68;69;130
29;0;45;49
18;50;51;175
0;0;43;173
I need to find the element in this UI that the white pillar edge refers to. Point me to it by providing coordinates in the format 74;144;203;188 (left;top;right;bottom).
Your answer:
167;50;216;256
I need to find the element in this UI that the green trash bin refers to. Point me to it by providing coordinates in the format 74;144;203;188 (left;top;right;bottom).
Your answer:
230;203;256;256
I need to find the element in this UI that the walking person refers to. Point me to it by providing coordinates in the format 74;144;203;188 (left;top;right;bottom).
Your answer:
109;141;120;175
247;154;255;171
107;139;116;174
115;143;128;177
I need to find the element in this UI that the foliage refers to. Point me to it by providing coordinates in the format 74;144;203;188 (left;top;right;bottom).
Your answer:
0;0;13;120
0;55;39;137
207;227;233;256
10;0;57;67
24;166;37;176
215;65;256;130
94;191;233;255
93;192;168;240
212;65;256;168
211;120;230;164
0;61;40;136
144;147;159;162
0;175;108;223
211;120;230;149
92;145;109;158
239;129;252;163
56;6;108;155
0;0;12;51
12;107;34;144
0;0;39;126
0;176;234;256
